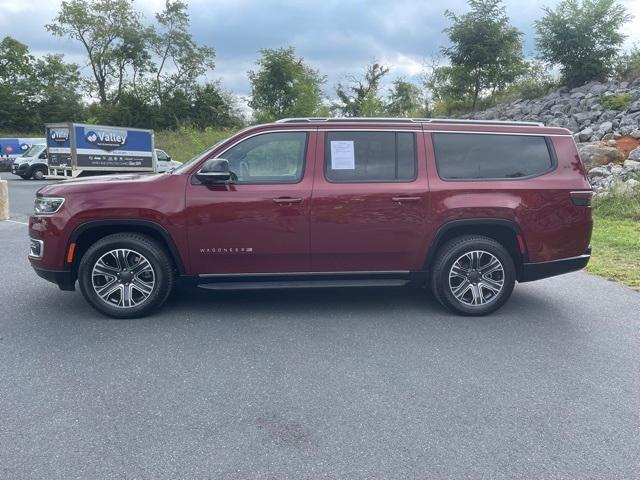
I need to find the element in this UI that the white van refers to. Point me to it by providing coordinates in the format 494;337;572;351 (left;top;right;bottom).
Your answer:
11;143;48;180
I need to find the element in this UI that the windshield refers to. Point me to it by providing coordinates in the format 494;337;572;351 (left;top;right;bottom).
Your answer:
171;136;233;174
21;144;44;157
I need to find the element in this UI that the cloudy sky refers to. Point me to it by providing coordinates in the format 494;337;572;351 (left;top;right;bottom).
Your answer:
1;0;639;102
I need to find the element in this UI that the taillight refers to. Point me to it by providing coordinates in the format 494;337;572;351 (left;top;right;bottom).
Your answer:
570;191;593;206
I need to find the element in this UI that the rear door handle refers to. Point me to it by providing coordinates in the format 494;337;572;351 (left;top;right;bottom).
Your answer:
392;196;421;203
273;197;303;205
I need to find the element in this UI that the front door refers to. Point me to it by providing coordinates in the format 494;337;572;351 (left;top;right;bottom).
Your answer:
310;129;429;272
186;130;316;274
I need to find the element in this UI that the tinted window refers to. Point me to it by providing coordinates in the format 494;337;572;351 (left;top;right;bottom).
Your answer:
432;133;553;180
223;132;307;184
325;131;416;182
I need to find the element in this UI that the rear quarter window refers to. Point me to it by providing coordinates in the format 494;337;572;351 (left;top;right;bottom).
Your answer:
432;133;554;180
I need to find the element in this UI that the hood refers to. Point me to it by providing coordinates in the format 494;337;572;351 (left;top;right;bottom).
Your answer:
37;172;165;196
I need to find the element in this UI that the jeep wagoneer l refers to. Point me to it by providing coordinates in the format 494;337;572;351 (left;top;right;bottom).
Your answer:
28;118;593;318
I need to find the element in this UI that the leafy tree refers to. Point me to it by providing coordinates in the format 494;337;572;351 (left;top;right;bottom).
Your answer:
613;45;640;81
386;79;427;117
334;63;389;117
248;47;326;122
438;0;526;111
149;0;215;106
31;54;85;125
191;83;242;129
46;0;149;104
0;37;83;131
535;0;630;87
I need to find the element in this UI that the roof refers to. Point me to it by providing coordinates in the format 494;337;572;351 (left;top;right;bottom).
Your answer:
275;117;545;127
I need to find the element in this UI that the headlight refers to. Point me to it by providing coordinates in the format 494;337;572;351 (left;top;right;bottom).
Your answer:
34;196;65;215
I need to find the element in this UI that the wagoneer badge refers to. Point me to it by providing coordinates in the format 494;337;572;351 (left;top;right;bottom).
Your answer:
200;247;254;254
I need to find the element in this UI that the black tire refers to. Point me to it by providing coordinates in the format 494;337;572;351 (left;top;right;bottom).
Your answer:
33;167;46;180
78;233;174;318
430;235;516;316
19;174;30;180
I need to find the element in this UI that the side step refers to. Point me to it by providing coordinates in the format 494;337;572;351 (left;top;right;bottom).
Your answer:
197;278;409;291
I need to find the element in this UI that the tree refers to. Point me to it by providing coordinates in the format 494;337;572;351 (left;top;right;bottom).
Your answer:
386;79;427;117
0;37;83;131
149;0;215;106
334;63;389;117
439;0;526;111
46;0;149;104
190;83;242;129
248;47;326;122
535;0;631;87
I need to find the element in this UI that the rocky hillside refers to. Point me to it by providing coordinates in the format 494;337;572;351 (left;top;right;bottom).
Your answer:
468;78;640;194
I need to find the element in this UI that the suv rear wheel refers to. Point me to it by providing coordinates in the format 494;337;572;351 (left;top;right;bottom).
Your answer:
430;235;516;316
78;233;173;318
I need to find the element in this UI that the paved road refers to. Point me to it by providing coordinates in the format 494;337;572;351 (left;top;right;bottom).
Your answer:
1;171;61;222
1;176;639;479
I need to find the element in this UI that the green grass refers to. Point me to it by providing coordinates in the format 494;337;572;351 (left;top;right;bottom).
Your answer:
155;127;237;163
588;192;640;288
599;93;633;111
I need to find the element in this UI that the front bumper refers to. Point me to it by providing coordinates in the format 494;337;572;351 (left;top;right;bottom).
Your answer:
11;163;29;176
520;247;591;282
31;265;76;291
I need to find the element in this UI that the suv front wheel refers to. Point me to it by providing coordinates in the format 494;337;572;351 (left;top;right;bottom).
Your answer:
78;233;174;318
430;235;516;316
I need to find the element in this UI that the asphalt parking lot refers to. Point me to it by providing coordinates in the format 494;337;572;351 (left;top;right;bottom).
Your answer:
1;171;639;479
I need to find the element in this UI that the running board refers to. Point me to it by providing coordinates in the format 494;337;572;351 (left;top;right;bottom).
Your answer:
197;278;409;291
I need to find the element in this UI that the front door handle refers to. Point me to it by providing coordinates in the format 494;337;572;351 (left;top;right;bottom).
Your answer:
392;196;421;203
273;197;303;205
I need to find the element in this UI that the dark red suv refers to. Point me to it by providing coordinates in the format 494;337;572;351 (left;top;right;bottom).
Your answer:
28;118;593;318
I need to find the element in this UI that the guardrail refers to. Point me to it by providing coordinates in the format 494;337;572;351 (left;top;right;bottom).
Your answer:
0;179;9;220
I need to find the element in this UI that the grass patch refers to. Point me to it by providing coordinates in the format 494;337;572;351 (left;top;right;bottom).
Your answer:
588;192;640;288
155;127;237;163
599;93;633;111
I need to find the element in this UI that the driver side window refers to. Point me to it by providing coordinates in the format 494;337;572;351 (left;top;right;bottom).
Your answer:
223;131;307;184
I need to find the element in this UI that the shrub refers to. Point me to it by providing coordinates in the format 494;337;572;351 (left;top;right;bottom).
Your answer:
600;93;633;111
612;46;640;81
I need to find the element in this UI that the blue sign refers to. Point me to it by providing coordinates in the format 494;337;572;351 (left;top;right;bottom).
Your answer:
74;124;153;169
75;125;152;153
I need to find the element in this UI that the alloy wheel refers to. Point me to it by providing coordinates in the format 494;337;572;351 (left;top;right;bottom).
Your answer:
91;248;155;308
448;250;505;306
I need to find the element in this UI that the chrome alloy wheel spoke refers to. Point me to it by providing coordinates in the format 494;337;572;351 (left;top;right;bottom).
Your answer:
91;248;156;309
448;250;505;307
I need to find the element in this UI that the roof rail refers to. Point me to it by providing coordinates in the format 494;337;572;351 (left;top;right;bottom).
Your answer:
275;117;545;127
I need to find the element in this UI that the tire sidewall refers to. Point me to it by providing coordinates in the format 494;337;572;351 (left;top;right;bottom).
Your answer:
78;235;172;318
435;237;516;316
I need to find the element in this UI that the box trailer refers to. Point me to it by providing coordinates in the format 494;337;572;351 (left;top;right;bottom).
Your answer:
46;123;156;178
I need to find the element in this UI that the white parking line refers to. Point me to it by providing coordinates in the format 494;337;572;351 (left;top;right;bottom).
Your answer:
4;219;28;225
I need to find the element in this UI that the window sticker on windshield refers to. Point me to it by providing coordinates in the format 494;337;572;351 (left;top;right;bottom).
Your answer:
330;141;355;170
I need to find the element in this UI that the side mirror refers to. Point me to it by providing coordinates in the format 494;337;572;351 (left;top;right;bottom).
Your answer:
39;152;47;159
196;158;232;183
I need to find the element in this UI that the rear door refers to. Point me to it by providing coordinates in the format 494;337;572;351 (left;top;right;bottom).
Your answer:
309;129;430;272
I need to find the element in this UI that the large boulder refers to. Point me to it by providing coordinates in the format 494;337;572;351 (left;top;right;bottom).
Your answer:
578;143;625;168
629;147;640;161
623;159;640;172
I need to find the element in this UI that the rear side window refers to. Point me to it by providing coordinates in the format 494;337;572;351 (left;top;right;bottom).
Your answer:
325;131;416;182
432;133;554;180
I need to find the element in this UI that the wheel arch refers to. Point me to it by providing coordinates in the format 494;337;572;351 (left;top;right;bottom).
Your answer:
424;219;527;278
68;220;186;276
